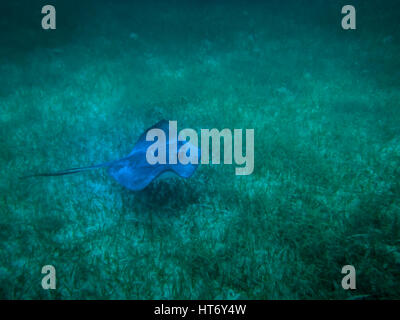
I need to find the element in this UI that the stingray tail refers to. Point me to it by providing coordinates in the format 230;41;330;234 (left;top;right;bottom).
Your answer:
19;161;114;179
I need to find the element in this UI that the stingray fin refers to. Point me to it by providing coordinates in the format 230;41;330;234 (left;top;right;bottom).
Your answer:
128;120;169;156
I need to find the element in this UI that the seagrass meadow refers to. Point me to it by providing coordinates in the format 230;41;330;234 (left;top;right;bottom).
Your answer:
0;0;399;299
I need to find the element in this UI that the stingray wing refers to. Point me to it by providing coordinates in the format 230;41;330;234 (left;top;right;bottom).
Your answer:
127;120;169;157
108;120;199;191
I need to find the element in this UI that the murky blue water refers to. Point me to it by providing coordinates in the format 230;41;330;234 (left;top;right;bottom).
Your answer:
1;0;399;299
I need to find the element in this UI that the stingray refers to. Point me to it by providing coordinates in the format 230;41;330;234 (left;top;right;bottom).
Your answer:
21;120;200;191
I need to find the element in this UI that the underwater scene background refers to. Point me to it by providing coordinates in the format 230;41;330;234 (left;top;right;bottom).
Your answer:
1;0;399;299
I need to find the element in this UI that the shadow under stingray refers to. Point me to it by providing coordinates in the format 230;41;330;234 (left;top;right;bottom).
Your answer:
120;177;202;215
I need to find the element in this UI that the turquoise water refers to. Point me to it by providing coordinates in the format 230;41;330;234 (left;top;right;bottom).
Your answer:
1;0;399;299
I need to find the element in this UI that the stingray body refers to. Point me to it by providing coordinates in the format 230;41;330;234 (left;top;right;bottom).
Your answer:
22;120;200;191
